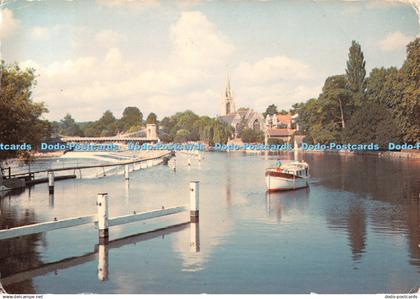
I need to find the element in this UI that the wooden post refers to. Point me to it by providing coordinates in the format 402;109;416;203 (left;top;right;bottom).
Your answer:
190;181;199;223
8;167;11;179
97;193;109;243
48;171;54;194
124;165;129;180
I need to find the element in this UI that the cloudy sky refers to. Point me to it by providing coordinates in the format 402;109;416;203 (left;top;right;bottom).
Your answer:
0;0;419;121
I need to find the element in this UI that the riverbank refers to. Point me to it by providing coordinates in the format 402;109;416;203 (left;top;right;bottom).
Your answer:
300;149;420;160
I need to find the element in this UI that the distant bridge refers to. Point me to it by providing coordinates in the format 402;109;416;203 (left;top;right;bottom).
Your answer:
61;124;158;144
61;136;158;144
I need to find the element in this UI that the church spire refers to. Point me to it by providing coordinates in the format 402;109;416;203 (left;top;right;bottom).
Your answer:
225;73;231;98
220;73;236;116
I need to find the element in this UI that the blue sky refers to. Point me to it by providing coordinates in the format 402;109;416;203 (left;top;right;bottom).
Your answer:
1;0;418;121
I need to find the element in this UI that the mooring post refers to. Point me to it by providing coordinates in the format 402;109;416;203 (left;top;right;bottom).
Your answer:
48;171;55;194
190;181;199;223
188;158;191;166
97;193;109;243
124;164;129;180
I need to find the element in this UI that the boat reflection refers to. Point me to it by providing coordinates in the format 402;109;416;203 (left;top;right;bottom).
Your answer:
265;188;310;223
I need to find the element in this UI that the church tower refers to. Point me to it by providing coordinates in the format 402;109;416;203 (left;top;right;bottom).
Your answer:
220;74;236;116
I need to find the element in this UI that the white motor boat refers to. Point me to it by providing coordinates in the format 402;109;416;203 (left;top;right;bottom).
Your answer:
265;160;310;192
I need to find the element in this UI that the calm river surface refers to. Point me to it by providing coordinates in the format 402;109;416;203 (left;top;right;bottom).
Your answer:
0;152;419;294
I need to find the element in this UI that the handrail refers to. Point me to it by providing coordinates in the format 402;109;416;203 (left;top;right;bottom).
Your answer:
8;152;172;178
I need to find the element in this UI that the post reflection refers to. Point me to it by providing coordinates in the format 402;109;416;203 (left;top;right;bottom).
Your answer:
49;194;54;209
124;181;129;203
0;223;189;289
97;244;109;281
190;222;200;253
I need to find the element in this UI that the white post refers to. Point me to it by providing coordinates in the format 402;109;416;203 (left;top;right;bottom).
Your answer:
188;158;191;166
97;243;109;281
97;193;109;242
190;181;199;223
48;171;54;194
124;165;129;180
198;153;201;162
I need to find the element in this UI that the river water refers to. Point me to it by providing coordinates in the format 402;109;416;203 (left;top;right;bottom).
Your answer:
0;152;419;294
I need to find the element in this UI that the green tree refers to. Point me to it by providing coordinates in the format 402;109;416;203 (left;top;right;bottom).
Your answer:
346;40;367;94
174;129;190;143
366;67;398;107
59;114;83;136
241;128;264;143
343;103;400;149
319;75;353;131
387;38;420;143
96;110;117;136
0;61;50;160
263;104;278;117
119;107;142;131
146;112;157;124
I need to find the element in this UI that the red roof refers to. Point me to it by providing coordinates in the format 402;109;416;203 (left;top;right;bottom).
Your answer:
277;112;292;124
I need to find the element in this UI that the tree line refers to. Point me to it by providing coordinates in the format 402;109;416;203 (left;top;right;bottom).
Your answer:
294;38;419;148
159;110;232;144
53;108;157;137
1;38;418;160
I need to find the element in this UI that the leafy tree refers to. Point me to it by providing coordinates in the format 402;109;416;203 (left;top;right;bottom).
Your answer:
0;61;50;160
318;75;353;131
119;107;142;131
95;110;117;136
174;129;190;143
263;104;278;117
366;67;398;107
386;38;420;143
343;103;400;149
59;114;83;136
146;112;157;124
346;40;367;94
235;115;248;138
241;128;264;143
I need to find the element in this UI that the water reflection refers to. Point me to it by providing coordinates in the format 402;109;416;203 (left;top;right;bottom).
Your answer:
190;222;200;253
49;194;54;209
1;153;419;293
0;223;190;292
265;189;310;223
308;154;420;268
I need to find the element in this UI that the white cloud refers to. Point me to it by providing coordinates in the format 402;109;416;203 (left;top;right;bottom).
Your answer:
378;31;413;51
95;0;159;10
234;56;312;83
0;8;21;40
169;11;234;68
30;26;50;40
95;29;127;47
21;10;320;121
232;56;321;110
